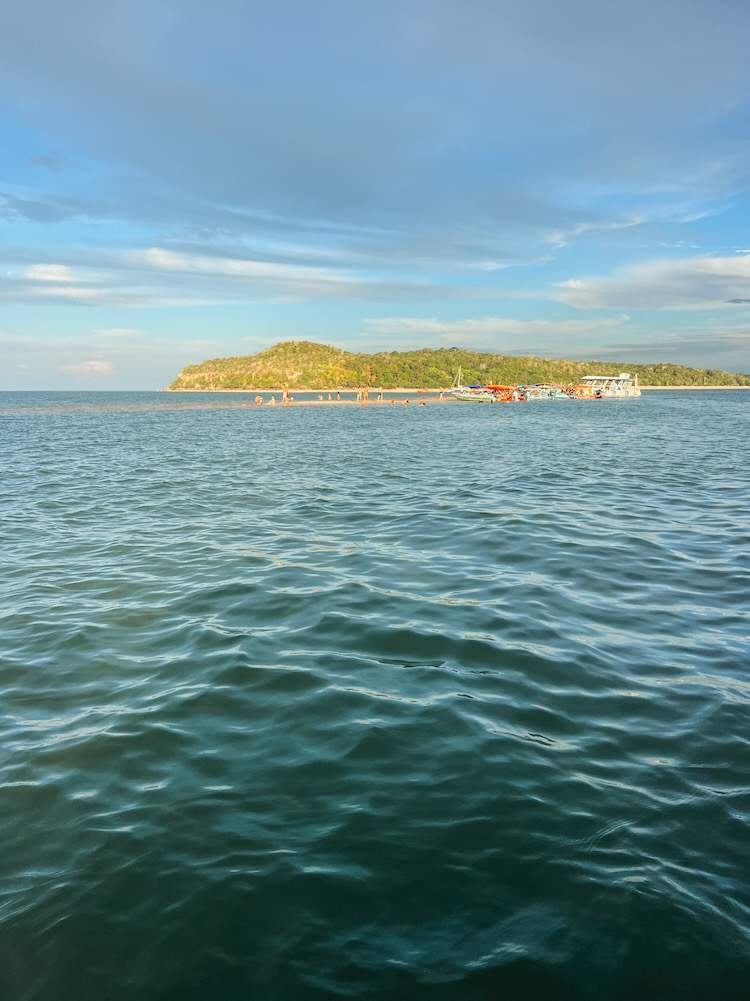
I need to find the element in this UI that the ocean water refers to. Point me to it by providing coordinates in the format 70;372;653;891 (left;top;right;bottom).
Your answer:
1;390;749;1001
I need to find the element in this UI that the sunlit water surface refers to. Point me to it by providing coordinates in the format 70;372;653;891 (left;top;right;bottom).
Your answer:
1;391;749;1000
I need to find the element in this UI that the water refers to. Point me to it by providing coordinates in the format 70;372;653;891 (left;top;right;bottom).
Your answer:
1;391;749;1000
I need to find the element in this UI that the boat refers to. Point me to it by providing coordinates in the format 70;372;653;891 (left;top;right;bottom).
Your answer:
448;366;493;401
566;383;596;399
577;373;641;398
447;367;641;403
486;385;522;402
448;368;524;402
450;385;503;402
522;384;573;401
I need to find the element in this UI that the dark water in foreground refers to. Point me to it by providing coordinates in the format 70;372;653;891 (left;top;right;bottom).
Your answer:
1;391;749;1000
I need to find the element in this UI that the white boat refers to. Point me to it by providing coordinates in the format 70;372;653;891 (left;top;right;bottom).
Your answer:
448;366;493;401
448;367;521;402
522;384;573;401
579;373;641;398
451;388;501;402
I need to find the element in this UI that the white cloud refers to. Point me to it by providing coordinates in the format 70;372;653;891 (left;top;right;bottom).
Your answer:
556;252;750;309
120;245;529;303
60;360;114;376
132;247;361;287
545;217;645;249
3;243;541;310
365;316;626;337
94;327;140;337
658;240;701;250
32;285;108;302
475;254;553;272
24;263;75;282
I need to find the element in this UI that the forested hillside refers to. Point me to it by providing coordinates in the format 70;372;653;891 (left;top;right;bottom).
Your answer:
169;340;750;390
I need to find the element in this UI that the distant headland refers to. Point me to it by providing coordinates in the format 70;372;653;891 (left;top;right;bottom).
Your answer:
168;340;750;391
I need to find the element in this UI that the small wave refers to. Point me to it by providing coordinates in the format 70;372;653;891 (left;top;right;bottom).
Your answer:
1;390;749;999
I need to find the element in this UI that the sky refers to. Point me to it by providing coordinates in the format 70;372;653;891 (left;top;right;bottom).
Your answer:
1;0;750;389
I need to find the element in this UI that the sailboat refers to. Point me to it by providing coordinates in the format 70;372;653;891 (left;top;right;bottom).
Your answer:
448;366;499;402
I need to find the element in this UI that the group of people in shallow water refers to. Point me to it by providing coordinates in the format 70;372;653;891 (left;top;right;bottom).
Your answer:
254;390;343;405
251;388;432;406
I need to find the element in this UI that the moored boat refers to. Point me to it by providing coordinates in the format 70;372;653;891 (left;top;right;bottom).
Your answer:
450;386;500;402
522;384;573;401
447;367;641;403
578;373;641;398
450;383;521;402
447;366;516;401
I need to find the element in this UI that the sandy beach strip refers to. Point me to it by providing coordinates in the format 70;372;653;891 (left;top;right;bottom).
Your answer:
168;385;750;394
245;395;454;407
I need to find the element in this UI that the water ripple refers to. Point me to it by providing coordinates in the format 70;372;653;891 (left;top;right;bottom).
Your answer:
1;390;749;1000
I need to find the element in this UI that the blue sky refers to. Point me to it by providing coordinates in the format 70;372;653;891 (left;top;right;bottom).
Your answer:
1;0;750;388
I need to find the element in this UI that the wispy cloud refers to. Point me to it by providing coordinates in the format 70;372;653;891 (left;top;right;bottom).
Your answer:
31;285;109;303
131;247;365;287
545;217;645;249
24;263;76;282
556;253;750;309
657;240;702;251
365;316;627;337
5;246;540;308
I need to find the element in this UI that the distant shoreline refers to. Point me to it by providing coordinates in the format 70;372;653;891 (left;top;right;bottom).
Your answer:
167;385;750;393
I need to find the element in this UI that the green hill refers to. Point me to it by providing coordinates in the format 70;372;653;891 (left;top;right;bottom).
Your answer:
169;340;750;390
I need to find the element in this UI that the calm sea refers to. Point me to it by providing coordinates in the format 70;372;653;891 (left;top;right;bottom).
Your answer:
2;391;749;1000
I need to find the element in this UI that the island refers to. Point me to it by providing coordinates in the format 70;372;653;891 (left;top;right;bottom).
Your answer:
169;340;750;391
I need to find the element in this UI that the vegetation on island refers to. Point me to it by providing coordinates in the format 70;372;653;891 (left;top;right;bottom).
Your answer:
169;340;750;390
